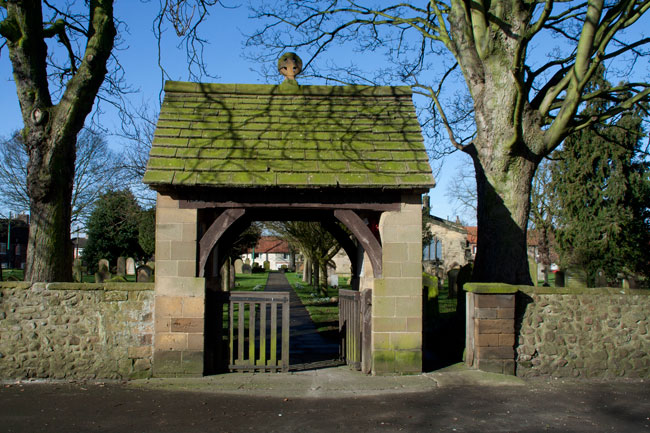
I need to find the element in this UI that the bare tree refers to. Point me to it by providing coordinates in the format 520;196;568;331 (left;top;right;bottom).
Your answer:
0;129;122;229
0;1;224;281
445;161;477;225
249;0;650;284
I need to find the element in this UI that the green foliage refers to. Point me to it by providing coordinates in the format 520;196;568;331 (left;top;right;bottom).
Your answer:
227;222;262;260
82;189;145;272
552;107;650;285
138;207;155;259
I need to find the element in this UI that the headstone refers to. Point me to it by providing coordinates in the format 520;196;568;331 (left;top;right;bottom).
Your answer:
234;258;243;274
72;258;83;283
595;269;607;287
244;258;250;265
263;260;270;271
554;270;565;288
136;265;152;282
98;259;109;273
528;256;538;286
146;261;155;271
242;264;252;274
95;260;110;283
566;266;587;288
126;257;136;275
328;274;339;288
116;257;126;276
447;267;460;298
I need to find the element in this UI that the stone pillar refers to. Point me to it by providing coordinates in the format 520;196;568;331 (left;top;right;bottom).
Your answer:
373;193;422;374
153;193;205;377
465;284;517;375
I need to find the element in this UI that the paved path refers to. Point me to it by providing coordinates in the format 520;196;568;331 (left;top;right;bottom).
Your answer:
264;272;340;369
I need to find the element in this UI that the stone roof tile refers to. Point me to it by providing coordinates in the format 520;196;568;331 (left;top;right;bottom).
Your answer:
143;80;435;190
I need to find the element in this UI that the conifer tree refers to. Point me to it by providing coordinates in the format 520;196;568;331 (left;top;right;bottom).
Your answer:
551;100;649;285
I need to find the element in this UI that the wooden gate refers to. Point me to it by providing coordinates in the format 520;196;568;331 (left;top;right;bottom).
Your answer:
339;289;372;373
228;291;290;372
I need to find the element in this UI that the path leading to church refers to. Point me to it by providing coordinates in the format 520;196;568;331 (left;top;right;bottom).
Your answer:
264;272;341;369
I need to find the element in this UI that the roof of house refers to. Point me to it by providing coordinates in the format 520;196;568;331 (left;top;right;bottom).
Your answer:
143;81;435;190
248;236;290;254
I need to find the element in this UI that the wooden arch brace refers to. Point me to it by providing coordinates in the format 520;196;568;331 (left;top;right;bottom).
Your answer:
334;209;382;278
198;208;246;277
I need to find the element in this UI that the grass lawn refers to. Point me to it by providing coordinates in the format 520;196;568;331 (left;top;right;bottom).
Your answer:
285;272;342;337
233;272;269;291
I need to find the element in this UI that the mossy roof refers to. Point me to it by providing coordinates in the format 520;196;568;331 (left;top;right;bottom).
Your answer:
143;80;435;190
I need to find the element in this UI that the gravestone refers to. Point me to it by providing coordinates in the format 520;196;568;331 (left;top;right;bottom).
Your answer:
72;258;83;283
566;266;587;288
447;267;460;298
95;260;110;283
116;257;126;276
146;261;155;271
234;258;243;274
595;269;608;287
98;259;109;272
263;260;270;271
136;265;153;282
528;255;538;286
554;270;565;288
328;274;339;288
126;257;136;275
242;264;252;274
244;258;250;265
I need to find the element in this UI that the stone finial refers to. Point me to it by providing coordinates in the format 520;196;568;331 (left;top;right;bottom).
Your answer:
278;52;302;81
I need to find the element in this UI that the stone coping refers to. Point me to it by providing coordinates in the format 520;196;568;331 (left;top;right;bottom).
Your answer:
464;282;649;296
0;282;154;291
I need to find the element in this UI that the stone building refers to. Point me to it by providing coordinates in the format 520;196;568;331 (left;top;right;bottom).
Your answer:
142;62;434;375
423;215;472;276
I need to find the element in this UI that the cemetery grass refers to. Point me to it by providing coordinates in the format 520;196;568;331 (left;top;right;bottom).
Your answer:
233;272;270;291
285;272;345;339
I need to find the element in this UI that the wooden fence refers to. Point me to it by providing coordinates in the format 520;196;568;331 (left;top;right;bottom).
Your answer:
339;289;372;373
228;291;290;372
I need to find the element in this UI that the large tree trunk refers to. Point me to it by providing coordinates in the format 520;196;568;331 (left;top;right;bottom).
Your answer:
25;134;75;282
471;154;536;284
2;1;115;282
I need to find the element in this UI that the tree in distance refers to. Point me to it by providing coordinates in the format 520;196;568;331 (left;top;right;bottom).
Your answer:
250;0;650;284
82;189;147;273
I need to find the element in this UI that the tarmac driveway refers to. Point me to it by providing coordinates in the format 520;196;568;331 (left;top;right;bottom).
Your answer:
1;370;648;433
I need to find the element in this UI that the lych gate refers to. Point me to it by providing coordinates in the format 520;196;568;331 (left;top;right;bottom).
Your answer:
143;71;434;376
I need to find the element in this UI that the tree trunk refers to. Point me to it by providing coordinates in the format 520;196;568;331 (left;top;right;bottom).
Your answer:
303;257;311;282
471;154;536;285
2;0;116;282
319;261;328;297
312;260;319;291
25;166;74;282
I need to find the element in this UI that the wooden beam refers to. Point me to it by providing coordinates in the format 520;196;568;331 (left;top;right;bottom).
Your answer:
179;200;400;212
334;210;383;278
198;209;246;277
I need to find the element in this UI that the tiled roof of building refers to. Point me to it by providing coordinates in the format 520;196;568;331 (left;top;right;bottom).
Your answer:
143;81;435;189
248;236;290;254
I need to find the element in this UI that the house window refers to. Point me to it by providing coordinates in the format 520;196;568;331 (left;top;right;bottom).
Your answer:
423;239;443;261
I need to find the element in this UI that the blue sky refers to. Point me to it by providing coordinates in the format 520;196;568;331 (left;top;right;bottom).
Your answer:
3;2;647;225
0;2;469;222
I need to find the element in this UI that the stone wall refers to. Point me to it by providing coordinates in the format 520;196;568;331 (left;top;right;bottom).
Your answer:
516;287;650;378
0;282;154;380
